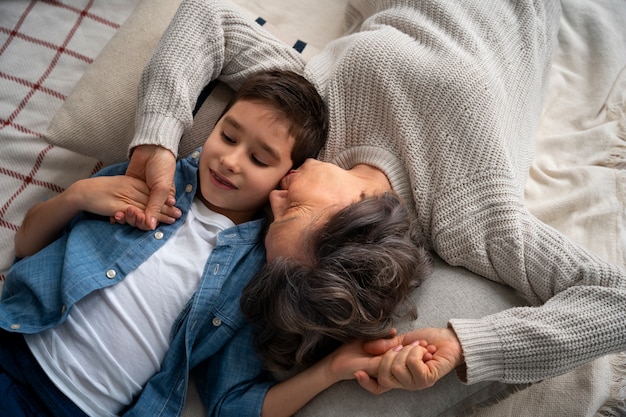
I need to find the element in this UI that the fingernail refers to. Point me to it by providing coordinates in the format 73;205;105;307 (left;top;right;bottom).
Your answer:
392;345;403;352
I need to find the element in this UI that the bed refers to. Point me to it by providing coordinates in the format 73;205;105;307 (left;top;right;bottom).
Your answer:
1;0;624;416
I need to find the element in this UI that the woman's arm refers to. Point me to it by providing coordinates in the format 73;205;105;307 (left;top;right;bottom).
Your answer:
130;0;305;157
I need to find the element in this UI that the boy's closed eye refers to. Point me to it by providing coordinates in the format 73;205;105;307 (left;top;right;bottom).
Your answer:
221;132;236;144
251;154;270;167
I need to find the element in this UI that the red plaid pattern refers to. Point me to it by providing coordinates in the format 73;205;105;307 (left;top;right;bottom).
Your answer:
0;0;139;283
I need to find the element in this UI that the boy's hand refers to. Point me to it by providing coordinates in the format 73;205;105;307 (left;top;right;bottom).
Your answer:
77;176;180;224
358;328;462;393
327;340;382;383
120;145;177;230
14;174;179;259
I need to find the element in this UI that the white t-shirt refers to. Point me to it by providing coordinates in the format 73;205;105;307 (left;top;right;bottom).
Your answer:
26;199;234;417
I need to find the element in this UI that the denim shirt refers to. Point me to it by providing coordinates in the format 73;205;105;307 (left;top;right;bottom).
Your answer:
1;150;273;416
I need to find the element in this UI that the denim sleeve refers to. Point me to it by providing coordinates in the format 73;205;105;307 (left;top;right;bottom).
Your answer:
193;323;274;417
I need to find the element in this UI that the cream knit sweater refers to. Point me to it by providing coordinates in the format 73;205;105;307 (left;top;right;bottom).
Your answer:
131;0;626;385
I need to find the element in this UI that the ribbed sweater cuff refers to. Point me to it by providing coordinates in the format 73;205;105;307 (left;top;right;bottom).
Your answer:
448;319;506;384
332;146;413;210
129;113;186;158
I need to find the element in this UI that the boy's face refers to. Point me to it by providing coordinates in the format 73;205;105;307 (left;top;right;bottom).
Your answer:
197;99;295;224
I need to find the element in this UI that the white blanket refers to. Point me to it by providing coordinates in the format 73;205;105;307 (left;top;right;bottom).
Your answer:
527;0;626;268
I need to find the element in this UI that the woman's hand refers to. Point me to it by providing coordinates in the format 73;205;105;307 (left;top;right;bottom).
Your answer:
357;327;463;393
118;145;177;229
326;340;382;382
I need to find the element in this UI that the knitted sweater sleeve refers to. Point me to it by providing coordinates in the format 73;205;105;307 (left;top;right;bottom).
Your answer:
407;0;626;384
129;0;305;157
447;200;626;384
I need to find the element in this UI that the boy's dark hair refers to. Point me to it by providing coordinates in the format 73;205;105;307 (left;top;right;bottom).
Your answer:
241;192;432;371
222;69;328;166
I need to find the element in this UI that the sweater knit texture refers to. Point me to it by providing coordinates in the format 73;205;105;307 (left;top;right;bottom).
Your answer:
131;0;626;385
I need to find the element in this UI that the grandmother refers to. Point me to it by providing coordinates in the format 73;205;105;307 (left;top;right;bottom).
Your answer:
124;0;626;393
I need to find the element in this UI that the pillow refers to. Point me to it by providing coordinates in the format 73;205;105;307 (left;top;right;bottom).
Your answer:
44;1;530;416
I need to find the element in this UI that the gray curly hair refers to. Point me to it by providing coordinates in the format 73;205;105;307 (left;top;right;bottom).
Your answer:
241;192;432;371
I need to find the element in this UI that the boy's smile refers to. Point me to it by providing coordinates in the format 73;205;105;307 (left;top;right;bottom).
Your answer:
209;169;238;190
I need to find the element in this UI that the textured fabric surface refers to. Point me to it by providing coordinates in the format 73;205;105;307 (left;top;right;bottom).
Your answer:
526;0;626;267
44;0;184;164
0;0;140;283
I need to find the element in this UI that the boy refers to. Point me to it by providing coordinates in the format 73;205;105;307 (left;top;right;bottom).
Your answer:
0;69;342;417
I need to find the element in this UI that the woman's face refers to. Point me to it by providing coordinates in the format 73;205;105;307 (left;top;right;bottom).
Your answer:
265;159;384;262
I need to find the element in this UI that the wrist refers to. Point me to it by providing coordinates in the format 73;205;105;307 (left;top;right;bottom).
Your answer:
321;352;343;386
131;113;185;158
130;144;175;158
65;179;89;212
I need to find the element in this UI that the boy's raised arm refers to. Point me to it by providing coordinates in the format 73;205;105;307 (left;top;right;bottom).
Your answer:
14;178;90;259
14;175;180;258
260;341;378;417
